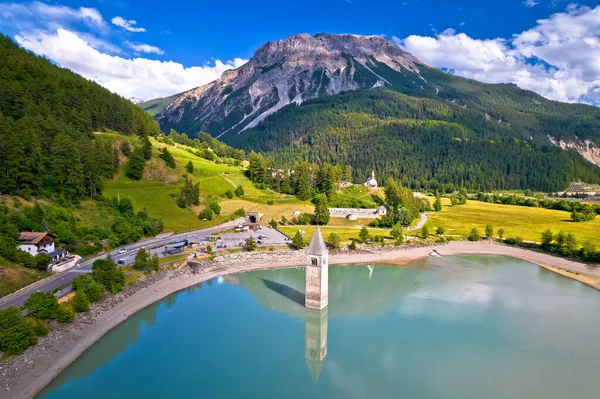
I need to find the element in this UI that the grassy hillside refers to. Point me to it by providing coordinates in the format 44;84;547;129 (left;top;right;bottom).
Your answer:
99;134;306;232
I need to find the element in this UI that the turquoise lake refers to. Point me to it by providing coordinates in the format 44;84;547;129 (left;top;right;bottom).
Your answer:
40;255;600;398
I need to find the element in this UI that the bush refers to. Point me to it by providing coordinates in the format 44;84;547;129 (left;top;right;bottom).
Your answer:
267;200;274;205
485;224;494;238
497;228;505;240
421;226;430;238
394;237;404;246
25;291;59;319
27;318;49;337
291;231;306;249
225;189;234;199
199;208;213;220
206;244;212;253
234;185;244;197
209;201;221;215
0;307;37;355
349;240;357;250
73;274;103;302
185;160;194;174
158;147;176;168
269;219;278;229
328;233;340;249
435;226;445;235
468;228;481;242
92;256;125;294
244;236;257;251
359;227;370;242
72;290;90;313
55;306;75;323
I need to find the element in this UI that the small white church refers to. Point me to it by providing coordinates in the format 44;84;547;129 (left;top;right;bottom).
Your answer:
364;170;378;190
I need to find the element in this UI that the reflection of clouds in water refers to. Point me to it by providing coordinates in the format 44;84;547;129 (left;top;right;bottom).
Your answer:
217;276;224;284
325;359;367;399
399;282;494;320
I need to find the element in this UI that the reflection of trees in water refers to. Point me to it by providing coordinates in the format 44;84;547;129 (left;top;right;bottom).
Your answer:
224;265;423;319
44;301;163;392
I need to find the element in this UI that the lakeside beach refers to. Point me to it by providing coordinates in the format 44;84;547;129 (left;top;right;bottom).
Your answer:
2;241;599;399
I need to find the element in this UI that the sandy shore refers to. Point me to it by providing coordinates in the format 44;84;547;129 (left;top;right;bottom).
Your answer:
2;241;599;399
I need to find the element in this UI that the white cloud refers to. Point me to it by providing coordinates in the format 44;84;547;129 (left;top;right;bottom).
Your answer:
125;41;163;55
0;1;104;31
399;5;600;104
111;16;145;33
16;29;247;100
523;0;540;8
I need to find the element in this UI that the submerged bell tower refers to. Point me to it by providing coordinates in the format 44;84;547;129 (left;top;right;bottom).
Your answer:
305;226;329;310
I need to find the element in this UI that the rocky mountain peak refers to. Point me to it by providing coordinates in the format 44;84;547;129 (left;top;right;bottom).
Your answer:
155;33;430;140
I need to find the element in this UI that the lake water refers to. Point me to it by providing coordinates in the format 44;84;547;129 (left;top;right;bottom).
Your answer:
39;256;600;399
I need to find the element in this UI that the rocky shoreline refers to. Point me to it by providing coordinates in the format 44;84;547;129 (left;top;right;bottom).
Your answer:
1;243;599;399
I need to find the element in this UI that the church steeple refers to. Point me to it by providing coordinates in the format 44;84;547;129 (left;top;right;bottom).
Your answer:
305;226;329;310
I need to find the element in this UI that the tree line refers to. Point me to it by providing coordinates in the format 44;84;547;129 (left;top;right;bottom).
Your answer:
0;34;160;202
230;87;600;192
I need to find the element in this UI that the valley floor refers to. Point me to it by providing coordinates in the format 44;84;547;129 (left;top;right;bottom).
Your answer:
2;242;599;399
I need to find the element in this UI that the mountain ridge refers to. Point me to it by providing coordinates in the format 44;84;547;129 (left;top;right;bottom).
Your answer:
153;33;433;139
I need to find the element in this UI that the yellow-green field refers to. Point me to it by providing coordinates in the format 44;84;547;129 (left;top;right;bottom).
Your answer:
427;199;600;247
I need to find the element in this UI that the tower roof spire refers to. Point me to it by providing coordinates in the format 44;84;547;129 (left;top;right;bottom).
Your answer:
307;226;328;256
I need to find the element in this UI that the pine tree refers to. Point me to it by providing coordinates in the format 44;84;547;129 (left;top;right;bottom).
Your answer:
314;194;330;225
186;160;194;174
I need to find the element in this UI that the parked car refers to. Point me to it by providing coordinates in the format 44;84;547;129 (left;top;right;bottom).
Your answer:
258;234;267;239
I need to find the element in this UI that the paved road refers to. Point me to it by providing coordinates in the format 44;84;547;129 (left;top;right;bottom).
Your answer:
407;213;429;231
0;218;246;310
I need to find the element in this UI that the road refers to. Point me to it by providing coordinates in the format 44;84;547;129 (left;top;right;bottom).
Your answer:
407;213;428;231
0;218;247;310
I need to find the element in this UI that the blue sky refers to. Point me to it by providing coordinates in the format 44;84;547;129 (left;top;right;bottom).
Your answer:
1;0;600;103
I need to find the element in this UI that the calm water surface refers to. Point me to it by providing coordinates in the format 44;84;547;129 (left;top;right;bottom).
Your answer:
40;256;600;399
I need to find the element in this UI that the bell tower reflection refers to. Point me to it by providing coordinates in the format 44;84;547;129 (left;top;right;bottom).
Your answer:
305;307;328;381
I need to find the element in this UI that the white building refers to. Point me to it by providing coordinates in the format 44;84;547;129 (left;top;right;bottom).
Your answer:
364;170;378;190
18;232;55;256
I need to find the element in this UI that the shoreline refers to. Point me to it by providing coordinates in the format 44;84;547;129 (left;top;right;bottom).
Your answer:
2;241;599;399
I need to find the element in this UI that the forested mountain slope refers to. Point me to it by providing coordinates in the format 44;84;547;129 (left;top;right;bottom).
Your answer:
229;88;600;192
0;34;160;201
147;33;600;191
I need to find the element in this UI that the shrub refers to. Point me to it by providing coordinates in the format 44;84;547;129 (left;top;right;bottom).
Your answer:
27;318;49;337
234;185;244;197
225;189;234;199
244;236;257;251
72;290;90;313
267;200;274;205
435;226;445;235
209;201;221;215
468;228;481;242
328;233;341;249
269;219;278;229
394;237;404;246
485;224;494;238
349;240;357;250
359;227;370;242
55;306;75;323
206;244;213;253
158;147;176;168
292;231;306;249
92;256;125;294
421;226;430;238
25;291;59;319
185;160;194;174
0;307;37;355
497;228;505;240
199;208;213;220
